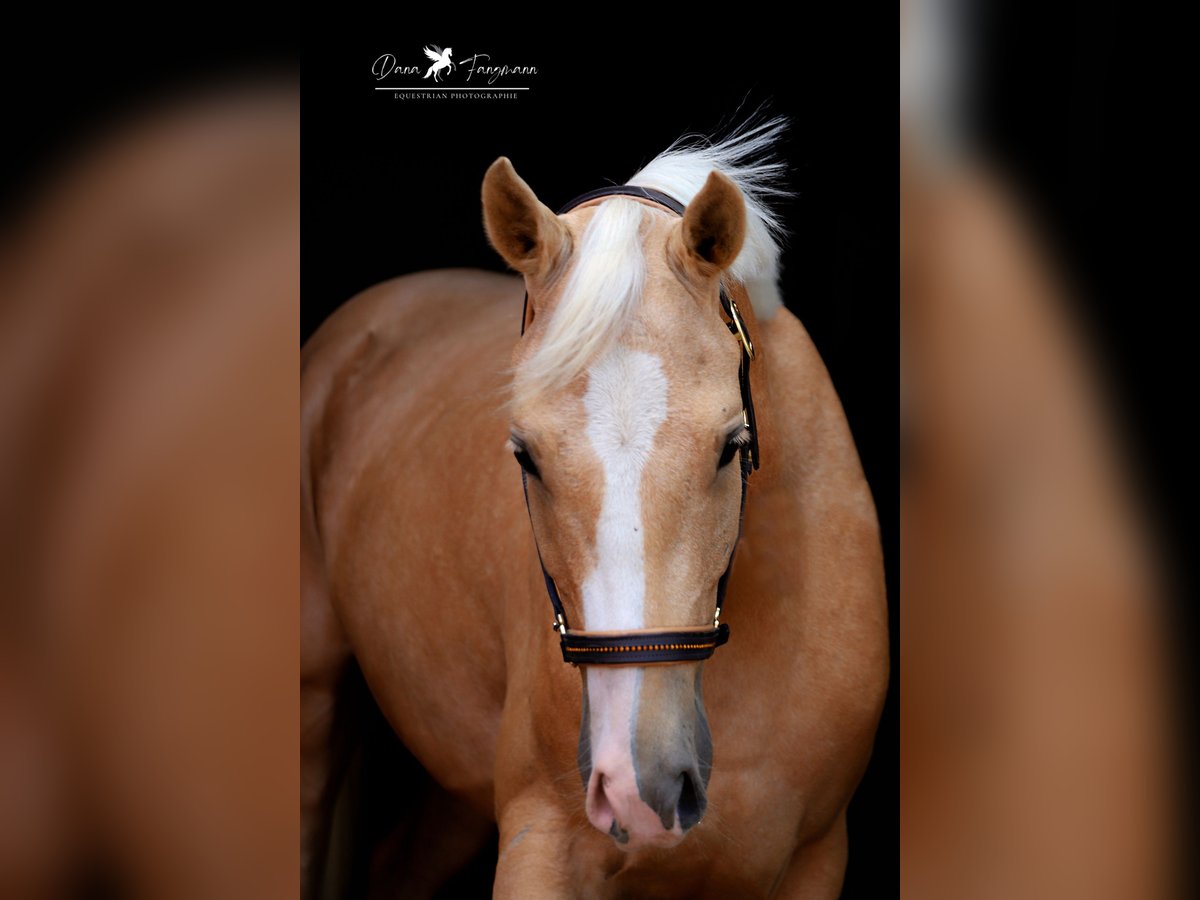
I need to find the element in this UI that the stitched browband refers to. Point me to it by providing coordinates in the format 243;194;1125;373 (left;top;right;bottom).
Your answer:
518;184;758;666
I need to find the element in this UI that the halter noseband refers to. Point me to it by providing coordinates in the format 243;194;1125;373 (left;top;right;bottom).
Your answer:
519;185;759;666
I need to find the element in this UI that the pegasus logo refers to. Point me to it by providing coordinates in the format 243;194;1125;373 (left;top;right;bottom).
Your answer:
422;46;455;82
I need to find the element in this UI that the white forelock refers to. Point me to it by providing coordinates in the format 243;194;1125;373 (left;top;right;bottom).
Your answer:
514;117;789;402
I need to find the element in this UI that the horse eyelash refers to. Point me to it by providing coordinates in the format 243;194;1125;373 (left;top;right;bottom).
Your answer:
728;425;752;447
508;437;541;479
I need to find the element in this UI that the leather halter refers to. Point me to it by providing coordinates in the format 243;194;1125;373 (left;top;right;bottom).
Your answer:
518;184;759;666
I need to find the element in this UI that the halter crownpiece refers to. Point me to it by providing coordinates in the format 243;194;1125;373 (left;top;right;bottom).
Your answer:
518;184;759;666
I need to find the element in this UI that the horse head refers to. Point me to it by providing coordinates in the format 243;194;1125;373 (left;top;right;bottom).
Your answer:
482;156;759;849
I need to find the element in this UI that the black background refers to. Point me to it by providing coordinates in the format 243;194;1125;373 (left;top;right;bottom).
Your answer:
302;25;896;897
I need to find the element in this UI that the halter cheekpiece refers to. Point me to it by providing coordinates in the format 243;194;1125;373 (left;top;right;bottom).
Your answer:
519;185;759;666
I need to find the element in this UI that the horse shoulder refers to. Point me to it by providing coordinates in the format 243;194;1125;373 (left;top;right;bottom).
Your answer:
302;268;526;815
713;308;888;841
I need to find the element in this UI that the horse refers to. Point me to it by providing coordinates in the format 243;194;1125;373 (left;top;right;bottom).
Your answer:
301;120;888;897
423;46;455;83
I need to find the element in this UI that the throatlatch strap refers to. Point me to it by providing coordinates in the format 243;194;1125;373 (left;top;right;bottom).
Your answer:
517;184;758;666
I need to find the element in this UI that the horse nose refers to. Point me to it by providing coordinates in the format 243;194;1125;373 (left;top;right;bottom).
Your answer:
639;764;707;832
585;762;703;847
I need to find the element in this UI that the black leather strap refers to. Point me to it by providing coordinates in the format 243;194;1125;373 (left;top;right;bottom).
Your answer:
561;625;731;666
722;291;760;473
521;466;567;626
715;449;752;612
517;184;758;666
556;184;686;216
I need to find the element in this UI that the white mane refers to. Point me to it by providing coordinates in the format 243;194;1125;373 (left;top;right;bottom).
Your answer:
628;116;790;318
515;117;789;401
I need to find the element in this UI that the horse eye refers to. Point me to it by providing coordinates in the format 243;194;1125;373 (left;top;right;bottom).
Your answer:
718;439;741;470
718;425;750;470
514;447;541;479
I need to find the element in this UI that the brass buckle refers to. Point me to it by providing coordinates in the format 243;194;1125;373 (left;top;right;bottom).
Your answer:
552;613;566;634
713;606;722;628
741;410;756;469
726;297;755;360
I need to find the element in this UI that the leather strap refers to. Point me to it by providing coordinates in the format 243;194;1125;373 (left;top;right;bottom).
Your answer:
518;184;758;666
561;624;731;665
557;184;687;215
521;466;568;627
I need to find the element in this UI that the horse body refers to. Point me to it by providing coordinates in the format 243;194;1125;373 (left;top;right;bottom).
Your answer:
302;270;514;820
303;121;886;896
302;260;886;895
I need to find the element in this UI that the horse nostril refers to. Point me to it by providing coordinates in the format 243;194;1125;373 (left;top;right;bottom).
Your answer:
608;820;630;844
677;770;705;831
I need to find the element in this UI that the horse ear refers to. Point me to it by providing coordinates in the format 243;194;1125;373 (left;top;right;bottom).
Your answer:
482;157;569;276
678;170;746;273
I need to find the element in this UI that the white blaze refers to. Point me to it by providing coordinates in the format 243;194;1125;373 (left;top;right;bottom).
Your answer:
581;346;668;801
582;346;669;631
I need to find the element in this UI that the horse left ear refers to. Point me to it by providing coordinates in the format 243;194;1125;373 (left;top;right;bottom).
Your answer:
481;157;570;276
678;170;747;274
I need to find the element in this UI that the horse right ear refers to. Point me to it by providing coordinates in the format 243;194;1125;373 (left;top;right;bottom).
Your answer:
482;157;570;276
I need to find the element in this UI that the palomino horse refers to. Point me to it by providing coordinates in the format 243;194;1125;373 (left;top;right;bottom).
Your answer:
301;121;888;897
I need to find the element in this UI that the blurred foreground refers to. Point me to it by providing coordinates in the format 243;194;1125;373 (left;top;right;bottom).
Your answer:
0;82;298;896
902;2;1183;897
